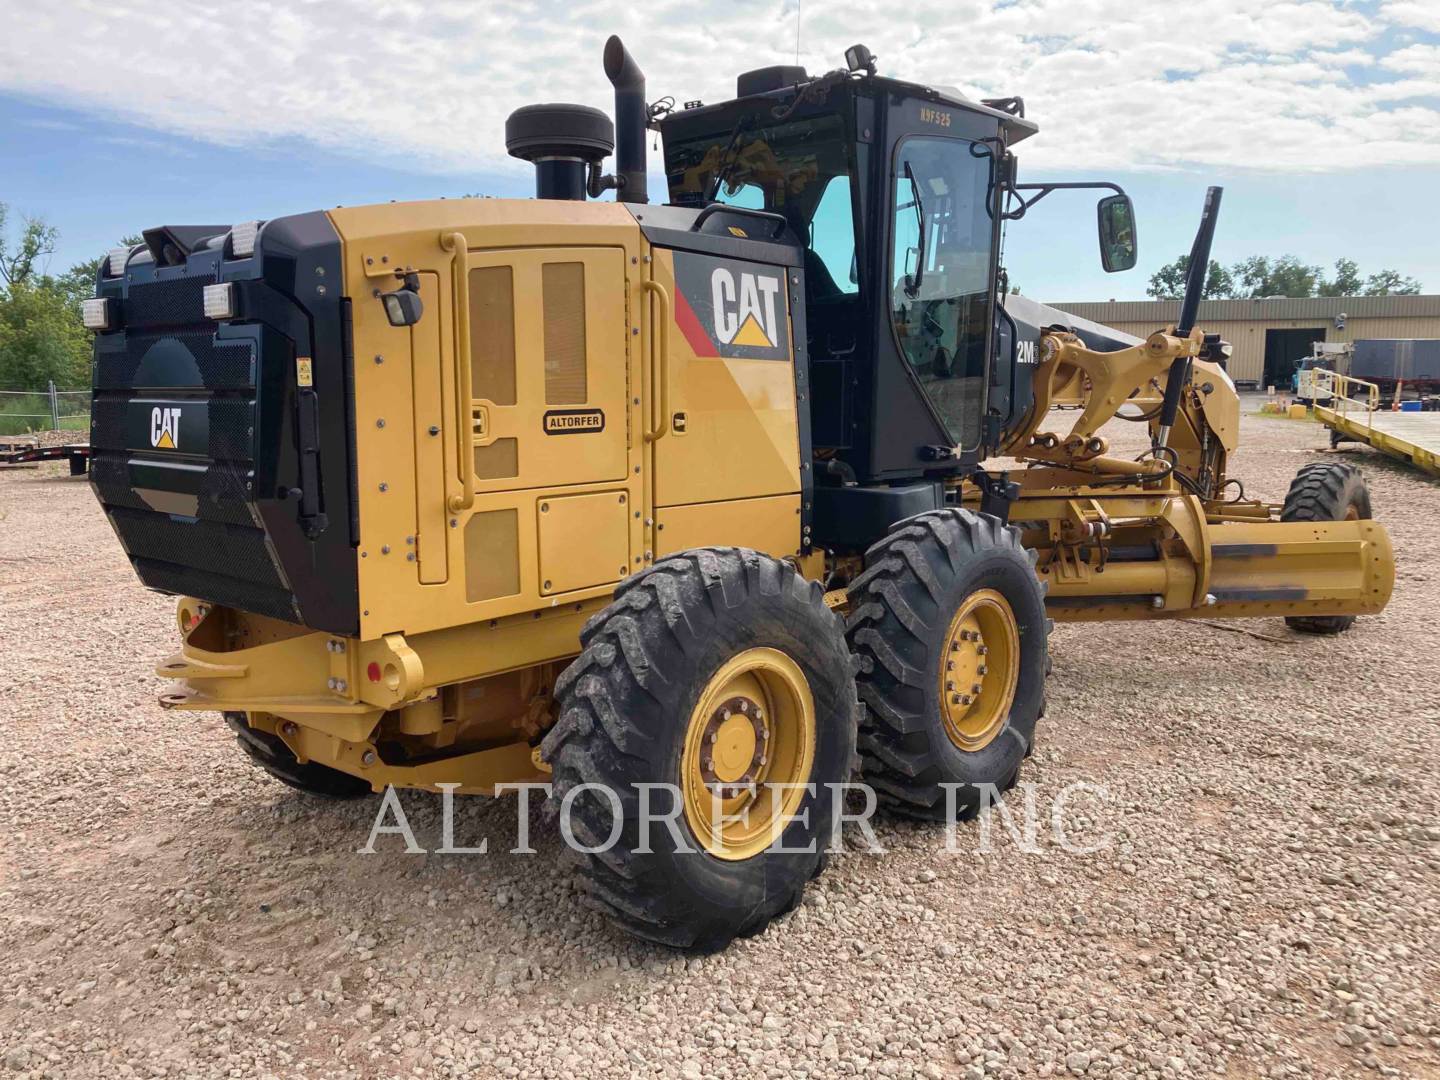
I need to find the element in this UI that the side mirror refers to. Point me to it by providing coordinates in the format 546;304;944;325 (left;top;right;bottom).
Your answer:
1097;193;1138;273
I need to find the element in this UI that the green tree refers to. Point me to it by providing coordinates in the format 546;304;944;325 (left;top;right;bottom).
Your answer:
0;279;91;388
0;204;59;288
1231;255;1321;298
1146;255;1235;300
1317;258;1364;297
1362;269;1422;296
0;203;103;390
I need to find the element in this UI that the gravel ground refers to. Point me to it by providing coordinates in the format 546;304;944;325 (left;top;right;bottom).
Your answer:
2;403;1437;1080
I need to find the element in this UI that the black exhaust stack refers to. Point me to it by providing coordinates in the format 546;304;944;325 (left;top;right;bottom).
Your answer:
603;35;648;204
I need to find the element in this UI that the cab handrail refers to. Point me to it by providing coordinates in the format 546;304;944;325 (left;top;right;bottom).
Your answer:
642;280;672;442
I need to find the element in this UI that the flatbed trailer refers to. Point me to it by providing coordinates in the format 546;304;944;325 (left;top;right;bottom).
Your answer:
1315;372;1440;478
0;440;90;474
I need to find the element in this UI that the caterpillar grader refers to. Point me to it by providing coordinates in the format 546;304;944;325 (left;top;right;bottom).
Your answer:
86;37;1393;950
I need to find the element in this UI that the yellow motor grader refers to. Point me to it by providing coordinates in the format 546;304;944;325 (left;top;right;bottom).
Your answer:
86;37;1393;949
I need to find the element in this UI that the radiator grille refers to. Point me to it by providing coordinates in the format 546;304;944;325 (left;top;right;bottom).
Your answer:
125;275;214;328
109;506;283;589
95;331;254;392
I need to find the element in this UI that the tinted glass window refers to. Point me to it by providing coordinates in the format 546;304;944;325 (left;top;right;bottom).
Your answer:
809;176;858;296
667;112;857;301
890;137;995;449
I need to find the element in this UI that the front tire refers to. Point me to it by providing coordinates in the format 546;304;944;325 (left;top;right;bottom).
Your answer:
223;712;371;799
846;510;1049;821
541;548;858;951
1282;462;1373;634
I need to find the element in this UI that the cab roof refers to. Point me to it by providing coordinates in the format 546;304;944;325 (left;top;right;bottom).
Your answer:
660;71;1039;145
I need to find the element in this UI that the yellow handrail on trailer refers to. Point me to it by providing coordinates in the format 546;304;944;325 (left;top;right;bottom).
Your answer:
1314;370;1440;478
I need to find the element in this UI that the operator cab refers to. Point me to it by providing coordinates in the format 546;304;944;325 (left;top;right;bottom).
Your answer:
503;38;1138;493
657;58;1040;481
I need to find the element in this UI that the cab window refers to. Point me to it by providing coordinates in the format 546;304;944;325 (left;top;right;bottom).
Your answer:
808;176;858;297
667;111;858;302
890;136;995;449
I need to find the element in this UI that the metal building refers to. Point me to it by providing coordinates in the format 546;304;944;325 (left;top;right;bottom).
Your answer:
1053;295;1440;388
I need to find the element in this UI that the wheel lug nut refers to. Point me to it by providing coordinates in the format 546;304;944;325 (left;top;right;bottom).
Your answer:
977;665;988;676
960;695;972;705
951;693;961;705
946;660;955;671
945;681;955;691
977;645;988;656
972;684;982;694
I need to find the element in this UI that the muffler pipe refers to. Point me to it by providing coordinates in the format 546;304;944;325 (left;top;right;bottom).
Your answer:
603;35;648;204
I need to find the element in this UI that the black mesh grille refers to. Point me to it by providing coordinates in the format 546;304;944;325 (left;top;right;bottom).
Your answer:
94;332;254;392
89;398;129;451
90;453;259;527
205;398;256;461
109;506;284;589
133;557;300;624
125;275;214;329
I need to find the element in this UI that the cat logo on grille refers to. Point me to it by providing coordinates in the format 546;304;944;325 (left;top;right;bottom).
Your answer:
150;406;181;449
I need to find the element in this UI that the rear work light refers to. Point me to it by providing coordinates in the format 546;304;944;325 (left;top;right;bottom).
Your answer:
82;297;116;331
105;247;133;277
229;220;260;258
202;283;236;320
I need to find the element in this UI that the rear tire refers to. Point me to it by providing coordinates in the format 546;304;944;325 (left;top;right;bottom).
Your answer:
224;712;372;799
846;510;1049;822
1281;461;1372;635
541;548;858;952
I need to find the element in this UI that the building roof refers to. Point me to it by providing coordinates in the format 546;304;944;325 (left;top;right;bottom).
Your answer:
1051;294;1440;323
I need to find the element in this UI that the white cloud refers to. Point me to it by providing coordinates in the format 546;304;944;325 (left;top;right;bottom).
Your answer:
1382;43;1440;75
0;0;1436;175
1382;0;1440;34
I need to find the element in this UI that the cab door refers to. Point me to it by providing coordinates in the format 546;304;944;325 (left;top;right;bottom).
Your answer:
648;246;803;559
651;247;801;506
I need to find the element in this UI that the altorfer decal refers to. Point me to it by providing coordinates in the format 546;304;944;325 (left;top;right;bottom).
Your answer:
543;408;605;435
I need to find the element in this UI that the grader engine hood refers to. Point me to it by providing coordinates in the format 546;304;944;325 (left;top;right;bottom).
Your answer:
88;213;359;634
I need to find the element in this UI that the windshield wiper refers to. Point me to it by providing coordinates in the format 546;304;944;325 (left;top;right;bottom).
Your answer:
903;161;926;298
707;115;757;203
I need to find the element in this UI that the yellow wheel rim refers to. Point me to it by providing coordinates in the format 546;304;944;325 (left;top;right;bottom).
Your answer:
681;647;815;861
938;589;1020;752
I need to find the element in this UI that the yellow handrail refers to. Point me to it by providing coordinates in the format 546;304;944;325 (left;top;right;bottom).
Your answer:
1319;370;1380;427
642;280;672;442
441;232;475;512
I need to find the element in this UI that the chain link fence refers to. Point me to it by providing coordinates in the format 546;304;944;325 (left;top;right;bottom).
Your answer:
0;383;91;438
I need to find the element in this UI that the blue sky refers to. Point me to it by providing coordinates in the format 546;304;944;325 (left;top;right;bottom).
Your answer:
2;1;1437;302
